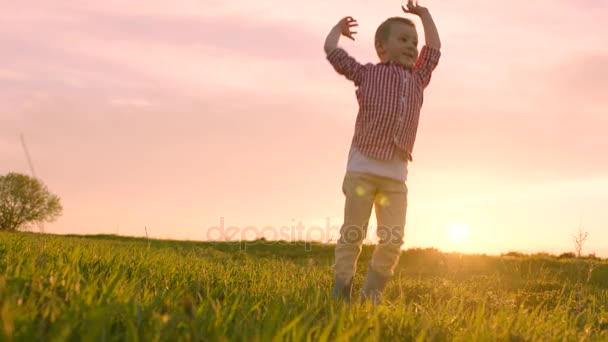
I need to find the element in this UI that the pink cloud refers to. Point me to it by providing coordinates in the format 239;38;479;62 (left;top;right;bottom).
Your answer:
0;69;29;81
109;98;153;108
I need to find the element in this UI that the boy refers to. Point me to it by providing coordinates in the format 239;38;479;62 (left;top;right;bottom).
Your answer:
324;0;441;304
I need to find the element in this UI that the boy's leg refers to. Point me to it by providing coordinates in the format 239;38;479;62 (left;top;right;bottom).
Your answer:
332;172;376;302
361;176;407;304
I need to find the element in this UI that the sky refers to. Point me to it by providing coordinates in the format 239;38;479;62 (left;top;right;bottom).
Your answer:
1;0;607;257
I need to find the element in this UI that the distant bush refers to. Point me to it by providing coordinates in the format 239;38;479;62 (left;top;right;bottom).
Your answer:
502;251;525;258
558;252;576;259
582;253;602;261
531;252;555;259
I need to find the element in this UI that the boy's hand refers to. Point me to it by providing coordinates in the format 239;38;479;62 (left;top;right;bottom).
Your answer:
401;0;429;16
324;16;358;54
401;0;441;50
337;16;358;41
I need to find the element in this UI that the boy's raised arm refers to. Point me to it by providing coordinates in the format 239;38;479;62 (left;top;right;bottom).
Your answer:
324;17;358;55
402;1;441;87
325;17;367;86
402;0;441;50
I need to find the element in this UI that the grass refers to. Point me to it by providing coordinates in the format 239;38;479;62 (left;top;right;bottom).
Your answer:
1;231;607;341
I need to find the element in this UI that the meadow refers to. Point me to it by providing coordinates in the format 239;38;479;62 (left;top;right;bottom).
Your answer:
1;231;607;341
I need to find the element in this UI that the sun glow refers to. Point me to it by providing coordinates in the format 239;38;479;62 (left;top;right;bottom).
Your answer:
447;221;471;243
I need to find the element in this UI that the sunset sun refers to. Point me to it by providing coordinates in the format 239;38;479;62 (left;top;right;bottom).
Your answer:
447;221;472;243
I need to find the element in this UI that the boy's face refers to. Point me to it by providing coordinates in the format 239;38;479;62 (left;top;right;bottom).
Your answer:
377;22;419;68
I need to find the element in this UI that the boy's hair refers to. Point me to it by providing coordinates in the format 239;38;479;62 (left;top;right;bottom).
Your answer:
374;17;416;45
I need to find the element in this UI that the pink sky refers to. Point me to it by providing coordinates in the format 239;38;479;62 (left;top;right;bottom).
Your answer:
1;1;607;256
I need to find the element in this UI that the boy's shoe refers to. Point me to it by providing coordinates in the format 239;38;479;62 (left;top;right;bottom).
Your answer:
360;266;390;305
331;275;353;303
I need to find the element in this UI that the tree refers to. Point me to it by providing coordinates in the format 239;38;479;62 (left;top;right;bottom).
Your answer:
0;172;62;232
573;225;589;258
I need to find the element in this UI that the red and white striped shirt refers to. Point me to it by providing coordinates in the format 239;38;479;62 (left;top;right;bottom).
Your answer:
327;45;441;161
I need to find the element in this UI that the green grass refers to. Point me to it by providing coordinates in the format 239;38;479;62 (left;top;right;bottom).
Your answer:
1;232;607;341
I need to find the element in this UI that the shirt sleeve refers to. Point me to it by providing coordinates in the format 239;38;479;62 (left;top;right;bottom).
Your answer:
326;48;368;86
412;45;441;88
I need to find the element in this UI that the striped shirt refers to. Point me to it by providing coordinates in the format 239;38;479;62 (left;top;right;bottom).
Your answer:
327;45;441;161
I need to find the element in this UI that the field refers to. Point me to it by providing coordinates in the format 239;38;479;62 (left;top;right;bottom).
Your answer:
1;232;607;341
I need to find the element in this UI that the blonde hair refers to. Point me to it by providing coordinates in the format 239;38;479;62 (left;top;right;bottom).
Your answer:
374;17;416;45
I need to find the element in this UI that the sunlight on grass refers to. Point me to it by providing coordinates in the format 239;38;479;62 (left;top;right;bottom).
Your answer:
0;232;606;340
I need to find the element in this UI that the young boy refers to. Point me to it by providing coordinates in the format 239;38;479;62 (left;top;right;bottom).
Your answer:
324;0;441;304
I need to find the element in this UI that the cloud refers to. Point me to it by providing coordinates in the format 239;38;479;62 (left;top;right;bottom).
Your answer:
63;12;325;61
0;88;355;236
0;140;17;159
52;30;337;100
0;31;159;99
418;176;608;209
4;0;607;102
0;69;29;82
109;98;153;108
555;54;608;106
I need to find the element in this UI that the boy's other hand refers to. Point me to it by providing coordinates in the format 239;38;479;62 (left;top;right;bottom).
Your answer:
324;16;357;54
401;0;430;16
338;16;358;41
